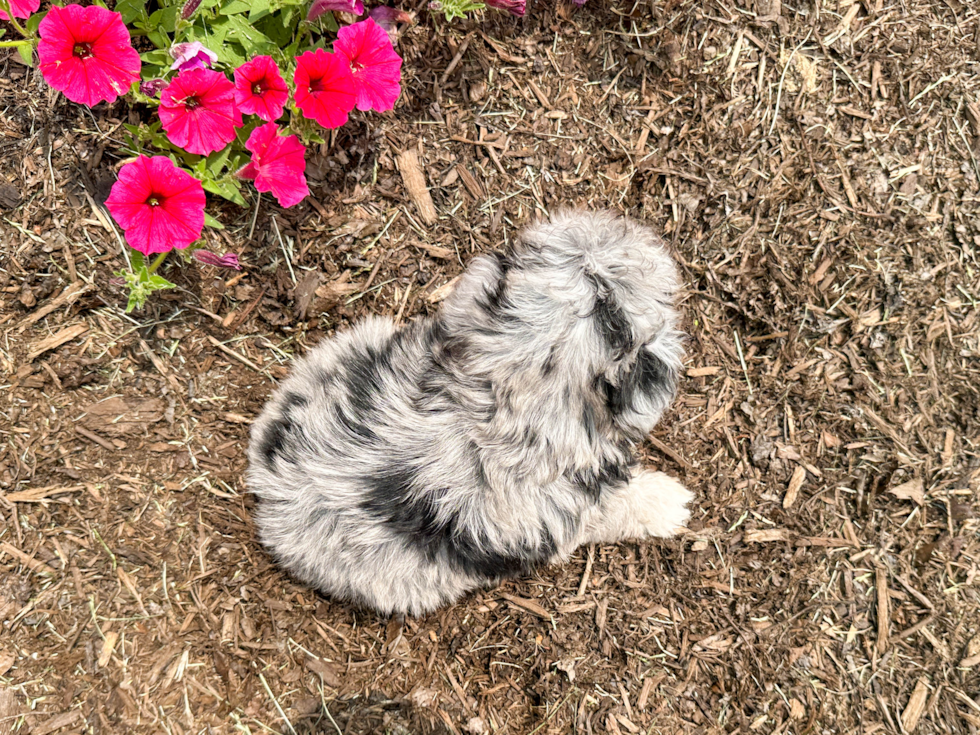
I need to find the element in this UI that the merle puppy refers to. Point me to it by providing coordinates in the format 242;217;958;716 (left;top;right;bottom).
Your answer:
246;211;692;616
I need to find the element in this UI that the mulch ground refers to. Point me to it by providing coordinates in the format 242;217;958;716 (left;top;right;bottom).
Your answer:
1;0;979;733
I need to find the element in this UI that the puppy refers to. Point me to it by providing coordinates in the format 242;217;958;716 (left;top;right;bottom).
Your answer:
246;211;692;616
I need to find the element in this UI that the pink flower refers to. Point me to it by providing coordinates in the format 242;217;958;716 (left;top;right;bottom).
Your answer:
307;0;364;21
169;41;217;72
37;5;141;108
159;69;242;156
0;0;39;21
237;123;309;208
233;56;288;122
334;18;402;113
368;6;413;47
294;49;356;130
192;250;241;270
485;0;526;15
105;156;206;255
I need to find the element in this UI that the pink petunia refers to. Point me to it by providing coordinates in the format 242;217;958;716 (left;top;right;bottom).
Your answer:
237;123;309;208
293;49;356;130
233;56;289;123
0;0;39;21
38;4;141;108
159;69;242;156
334;18;402;113
169;41;218;72
485;0;526;15
307;0;364;21
105;156;206;255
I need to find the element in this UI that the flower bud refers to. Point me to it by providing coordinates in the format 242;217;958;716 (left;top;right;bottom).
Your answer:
192;250;242;270
181;0;202;20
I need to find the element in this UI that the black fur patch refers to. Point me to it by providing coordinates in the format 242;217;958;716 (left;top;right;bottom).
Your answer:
361;465;424;536
282;392;309;411
582;402;598;443
362;462;554;580
610;347;675;415
345;344;388;415
334;404;378;442
588;274;634;355
476;253;518;322
593;295;634;355
541;344;558;377
444;529;555;579
260;417;294;467
569;459;632;502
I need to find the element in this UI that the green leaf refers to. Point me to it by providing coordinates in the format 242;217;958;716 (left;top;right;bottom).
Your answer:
115;253;176;313
213;14;275;58
247;0;272;22
220;0;251;13
116;0;149;25
320;11;338;32
148;5;179;35
205;144;233;178
202;176;247;206
432;0;484;21
204;213;225;230
147;274;174;289
148;30;171;49
25;9;47;35
257;14;292;47
16;43;34;68
139;49;171;66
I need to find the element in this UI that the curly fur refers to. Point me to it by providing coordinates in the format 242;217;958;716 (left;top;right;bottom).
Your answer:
246;211;693;616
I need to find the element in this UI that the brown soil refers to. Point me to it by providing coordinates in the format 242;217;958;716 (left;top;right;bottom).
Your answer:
1;0;979;733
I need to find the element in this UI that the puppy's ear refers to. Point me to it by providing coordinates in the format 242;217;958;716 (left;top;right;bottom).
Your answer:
589;274;634;359
606;344;678;417
439;253;508;325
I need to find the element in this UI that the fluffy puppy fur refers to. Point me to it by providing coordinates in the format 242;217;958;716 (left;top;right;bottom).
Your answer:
246;210;693;616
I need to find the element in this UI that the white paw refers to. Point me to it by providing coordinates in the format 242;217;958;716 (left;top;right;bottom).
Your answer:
631;471;694;538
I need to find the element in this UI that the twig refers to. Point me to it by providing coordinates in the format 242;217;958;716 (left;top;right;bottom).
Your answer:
259;672;297;735
272;216;296;285
439;32;475;87
770;31;812;136
577;545;594;597
648;436;693;471
206;335;264;373
248;192;261;240
76;426;116;452
733;330;753;394
527;689;576;735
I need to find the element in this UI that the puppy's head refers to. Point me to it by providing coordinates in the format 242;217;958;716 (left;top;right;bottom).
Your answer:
439;210;683;437
528;211;684;437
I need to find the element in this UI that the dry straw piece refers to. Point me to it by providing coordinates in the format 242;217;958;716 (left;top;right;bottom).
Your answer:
396;148;438;225
783;465;806;508
901;677;931;732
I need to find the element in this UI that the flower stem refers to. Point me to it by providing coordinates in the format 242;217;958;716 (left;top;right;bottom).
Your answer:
0;0;30;38
0;39;30;48
147;252;168;275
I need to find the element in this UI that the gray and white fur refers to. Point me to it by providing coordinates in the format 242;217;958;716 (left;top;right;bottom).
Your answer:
246;211;693;616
